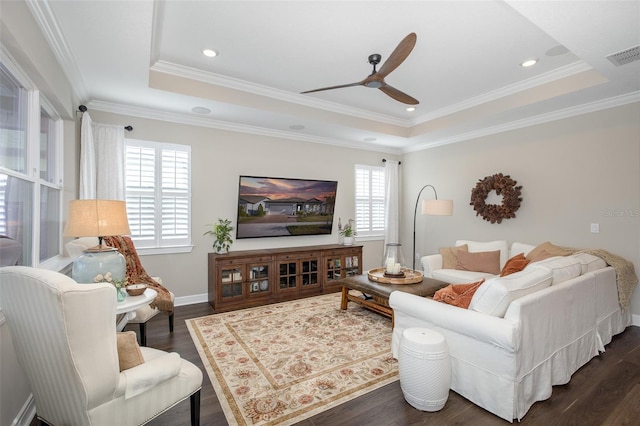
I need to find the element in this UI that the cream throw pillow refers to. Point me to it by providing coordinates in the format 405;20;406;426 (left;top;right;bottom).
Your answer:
526;241;573;262
116;331;145;372
440;244;468;269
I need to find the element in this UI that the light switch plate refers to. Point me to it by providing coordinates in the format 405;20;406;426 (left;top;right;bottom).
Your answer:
590;223;600;234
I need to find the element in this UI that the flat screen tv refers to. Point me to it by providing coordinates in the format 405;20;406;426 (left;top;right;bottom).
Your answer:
236;175;338;239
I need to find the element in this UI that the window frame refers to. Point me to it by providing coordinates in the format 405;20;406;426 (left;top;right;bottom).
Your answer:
124;138;192;255
0;53;64;271
354;164;386;240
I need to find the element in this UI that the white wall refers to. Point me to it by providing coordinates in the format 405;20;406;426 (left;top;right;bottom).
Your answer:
401;102;640;316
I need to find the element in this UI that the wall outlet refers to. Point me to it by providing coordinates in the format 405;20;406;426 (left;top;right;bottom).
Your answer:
590;223;600;234
415;252;420;259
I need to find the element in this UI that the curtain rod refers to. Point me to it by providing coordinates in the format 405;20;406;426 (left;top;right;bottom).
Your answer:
78;105;133;131
382;158;401;165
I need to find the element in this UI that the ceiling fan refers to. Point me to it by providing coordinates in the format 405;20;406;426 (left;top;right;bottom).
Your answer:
301;32;419;105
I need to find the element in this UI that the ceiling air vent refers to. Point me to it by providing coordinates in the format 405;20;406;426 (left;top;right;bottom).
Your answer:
606;45;640;66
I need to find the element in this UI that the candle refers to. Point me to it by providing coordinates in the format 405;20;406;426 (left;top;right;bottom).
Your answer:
394;263;401;274
386;259;394;273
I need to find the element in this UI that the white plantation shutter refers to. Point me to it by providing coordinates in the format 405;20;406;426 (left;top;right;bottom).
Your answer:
161;149;189;240
355;164;386;237
125;139;191;249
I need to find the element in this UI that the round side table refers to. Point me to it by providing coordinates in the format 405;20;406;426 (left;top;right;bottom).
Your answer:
398;327;451;411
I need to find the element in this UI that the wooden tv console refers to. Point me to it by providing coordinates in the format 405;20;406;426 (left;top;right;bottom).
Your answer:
208;244;362;312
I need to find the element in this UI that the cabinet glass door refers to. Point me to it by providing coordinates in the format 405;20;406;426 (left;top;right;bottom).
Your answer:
326;257;342;281
301;259;319;287
344;255;359;277
248;264;270;295
279;262;297;290
220;267;243;298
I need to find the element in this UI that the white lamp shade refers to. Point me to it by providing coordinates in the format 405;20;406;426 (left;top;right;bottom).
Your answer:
422;199;453;216
64;199;131;237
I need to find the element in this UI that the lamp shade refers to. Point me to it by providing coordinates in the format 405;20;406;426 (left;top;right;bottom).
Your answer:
422;199;454;216
64;199;131;237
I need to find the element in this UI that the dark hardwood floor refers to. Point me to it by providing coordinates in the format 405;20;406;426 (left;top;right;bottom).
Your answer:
138;303;640;426
31;303;639;425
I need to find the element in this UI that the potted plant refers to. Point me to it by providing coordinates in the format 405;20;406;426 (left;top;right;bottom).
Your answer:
339;219;357;245
204;218;235;254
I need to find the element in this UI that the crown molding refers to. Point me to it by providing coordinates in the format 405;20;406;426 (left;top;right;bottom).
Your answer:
403;91;640;153
88;90;639;156
151;60;411;127
88;100;401;155
410;61;594;125
26;0;88;102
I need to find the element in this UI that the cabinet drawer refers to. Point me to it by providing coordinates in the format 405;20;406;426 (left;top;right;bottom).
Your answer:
324;248;360;256
276;252;319;261
216;256;271;267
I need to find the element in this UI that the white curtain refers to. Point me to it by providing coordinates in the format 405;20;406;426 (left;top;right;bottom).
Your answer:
79;112;126;200
79;111;96;199
384;160;400;245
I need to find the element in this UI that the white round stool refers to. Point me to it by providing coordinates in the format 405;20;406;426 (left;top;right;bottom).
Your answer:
398;327;451;411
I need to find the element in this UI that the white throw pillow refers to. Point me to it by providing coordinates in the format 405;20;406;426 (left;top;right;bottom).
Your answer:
526;255;582;285
510;242;536;258
455;240;509;269
469;268;553;317
571;252;607;274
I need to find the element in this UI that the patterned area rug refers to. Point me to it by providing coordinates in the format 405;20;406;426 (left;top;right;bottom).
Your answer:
186;292;398;425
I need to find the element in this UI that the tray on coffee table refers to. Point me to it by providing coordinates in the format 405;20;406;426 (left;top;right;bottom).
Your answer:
367;267;424;284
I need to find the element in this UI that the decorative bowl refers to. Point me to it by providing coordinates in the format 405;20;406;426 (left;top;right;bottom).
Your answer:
126;284;147;296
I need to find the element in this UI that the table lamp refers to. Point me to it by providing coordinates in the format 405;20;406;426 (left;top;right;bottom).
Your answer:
63;199;131;284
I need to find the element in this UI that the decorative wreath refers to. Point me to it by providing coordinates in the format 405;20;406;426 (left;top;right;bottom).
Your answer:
470;173;522;224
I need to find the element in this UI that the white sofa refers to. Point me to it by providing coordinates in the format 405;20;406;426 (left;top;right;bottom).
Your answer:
422;239;536;284
389;240;631;422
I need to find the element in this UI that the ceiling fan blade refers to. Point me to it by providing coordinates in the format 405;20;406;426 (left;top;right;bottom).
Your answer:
377;32;417;78
379;85;419;105
301;82;363;94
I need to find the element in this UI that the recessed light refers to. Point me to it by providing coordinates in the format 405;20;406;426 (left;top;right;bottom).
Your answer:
202;49;218;58
406;107;416;112
520;58;538;67
289;124;305;130
192;106;211;114
363;137;377;142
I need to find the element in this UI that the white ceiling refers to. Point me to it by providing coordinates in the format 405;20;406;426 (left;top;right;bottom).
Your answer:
30;0;640;153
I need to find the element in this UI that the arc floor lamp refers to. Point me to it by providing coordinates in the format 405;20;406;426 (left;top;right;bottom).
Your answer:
412;185;453;270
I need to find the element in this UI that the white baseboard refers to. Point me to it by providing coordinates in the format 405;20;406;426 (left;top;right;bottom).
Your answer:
174;292;208;307
13;394;35;426
632;313;640;327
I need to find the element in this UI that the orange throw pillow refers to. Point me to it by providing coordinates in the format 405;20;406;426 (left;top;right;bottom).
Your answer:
500;253;531;276
433;279;485;309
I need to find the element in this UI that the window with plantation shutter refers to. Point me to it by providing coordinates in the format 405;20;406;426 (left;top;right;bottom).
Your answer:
125;139;191;251
354;164;385;237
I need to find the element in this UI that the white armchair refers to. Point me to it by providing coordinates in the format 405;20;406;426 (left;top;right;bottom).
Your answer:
0;266;202;426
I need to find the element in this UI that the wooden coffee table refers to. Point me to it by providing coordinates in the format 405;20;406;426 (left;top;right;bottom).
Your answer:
338;274;448;324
